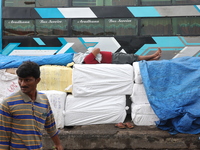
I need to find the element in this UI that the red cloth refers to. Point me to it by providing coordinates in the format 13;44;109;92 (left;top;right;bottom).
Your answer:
84;51;112;64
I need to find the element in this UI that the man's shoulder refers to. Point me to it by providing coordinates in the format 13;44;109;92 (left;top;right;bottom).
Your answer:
4;91;21;101
37;91;48;98
37;91;50;104
1;91;21;106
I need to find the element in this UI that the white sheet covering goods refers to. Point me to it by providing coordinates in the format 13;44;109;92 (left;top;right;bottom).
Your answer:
131;103;159;126
0;69;20;103
72;64;134;97
133;62;142;84
131;83;149;104
40;90;66;129
64;94;127;126
131;63;159;126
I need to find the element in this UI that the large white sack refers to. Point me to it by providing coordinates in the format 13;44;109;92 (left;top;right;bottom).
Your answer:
131;83;149;104
72;64;134;97
133;62;143;84
131;103;159;126
0;69;20;103
132;103;157;115
132;114;159;126
40;90;67;129
64;94;127;126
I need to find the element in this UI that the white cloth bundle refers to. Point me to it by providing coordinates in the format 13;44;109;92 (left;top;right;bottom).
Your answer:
72;64;134;97
40;90;67;129
131;83;149;104
131;103;159;126
64;94;127;126
0;69;20;103
133;62;143;84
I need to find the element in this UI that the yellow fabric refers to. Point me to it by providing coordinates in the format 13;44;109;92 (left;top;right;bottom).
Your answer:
38;65;72;92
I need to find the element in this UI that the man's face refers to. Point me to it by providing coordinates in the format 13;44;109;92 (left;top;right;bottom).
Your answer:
18;76;40;95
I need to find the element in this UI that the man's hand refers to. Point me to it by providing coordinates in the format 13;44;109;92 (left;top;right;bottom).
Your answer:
54;144;64;150
91;48;100;57
51;134;63;150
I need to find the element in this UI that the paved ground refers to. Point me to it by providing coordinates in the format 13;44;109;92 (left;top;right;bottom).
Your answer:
42;115;200;150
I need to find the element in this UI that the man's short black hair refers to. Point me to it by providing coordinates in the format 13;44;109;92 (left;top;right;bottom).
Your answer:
16;61;40;79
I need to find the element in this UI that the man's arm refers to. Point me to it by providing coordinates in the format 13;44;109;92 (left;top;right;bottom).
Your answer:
0;101;12;149
51;134;63;150
45;102;63;150
91;48;100;57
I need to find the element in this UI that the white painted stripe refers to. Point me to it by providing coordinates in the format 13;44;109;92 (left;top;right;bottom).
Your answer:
173;46;200;58
58;8;97;18
82;37;121;53
10;50;57;56
57;43;74;54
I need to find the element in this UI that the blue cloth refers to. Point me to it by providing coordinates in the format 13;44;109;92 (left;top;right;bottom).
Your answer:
0;53;74;69
139;57;200;134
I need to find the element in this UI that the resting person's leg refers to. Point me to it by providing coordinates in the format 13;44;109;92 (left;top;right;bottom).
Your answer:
112;52;138;64
112;48;161;64
138;48;161;61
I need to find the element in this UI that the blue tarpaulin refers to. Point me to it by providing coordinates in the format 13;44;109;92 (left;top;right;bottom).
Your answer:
0;53;74;69
139;57;200;134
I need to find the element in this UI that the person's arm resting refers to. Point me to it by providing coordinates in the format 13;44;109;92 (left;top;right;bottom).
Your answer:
84;52;99;64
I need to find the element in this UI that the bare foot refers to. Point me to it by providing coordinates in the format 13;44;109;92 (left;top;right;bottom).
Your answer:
152;48;161;57
137;48;162;61
148;48;162;61
149;55;161;61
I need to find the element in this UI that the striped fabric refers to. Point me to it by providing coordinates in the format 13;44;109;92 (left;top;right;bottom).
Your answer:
0;90;58;150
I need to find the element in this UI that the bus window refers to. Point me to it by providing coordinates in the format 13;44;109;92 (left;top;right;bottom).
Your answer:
173;0;200;4
3;20;35;36
105;0;138;6
105;18;138;36
141;0;171;5
36;0;69;7
72;19;104;36
72;0;103;6
173;17;200;35
141;18;172;35
36;19;68;36
4;0;35;7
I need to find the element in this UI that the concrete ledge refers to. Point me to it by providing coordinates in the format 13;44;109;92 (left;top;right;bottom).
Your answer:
42;124;200;150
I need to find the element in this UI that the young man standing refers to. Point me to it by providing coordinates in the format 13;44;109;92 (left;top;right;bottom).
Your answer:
0;61;63;150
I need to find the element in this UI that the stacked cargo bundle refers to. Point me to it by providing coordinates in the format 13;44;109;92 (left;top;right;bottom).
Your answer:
64;64;133;126
40;90;67;129
0;69;20;103
131;62;159;126
0;61;159;128
38;65;72;93
37;65;73;129
64;95;127;126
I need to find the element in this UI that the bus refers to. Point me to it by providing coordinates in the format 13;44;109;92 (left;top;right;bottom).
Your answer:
1;0;200;60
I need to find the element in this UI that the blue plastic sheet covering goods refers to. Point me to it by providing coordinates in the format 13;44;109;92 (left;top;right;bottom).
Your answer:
0;53;74;69
139;56;200;134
